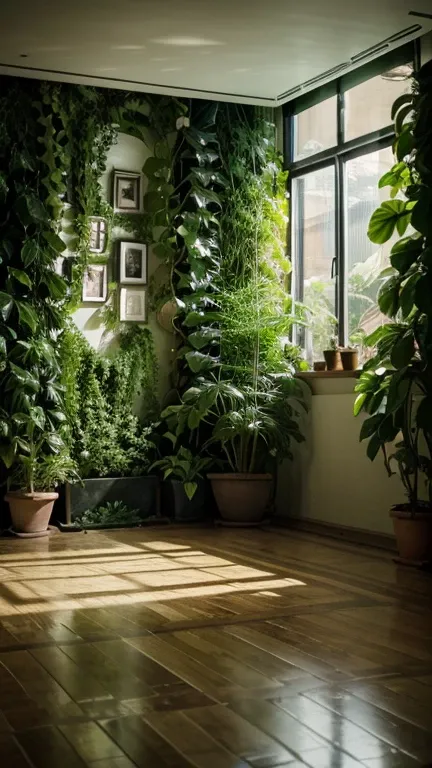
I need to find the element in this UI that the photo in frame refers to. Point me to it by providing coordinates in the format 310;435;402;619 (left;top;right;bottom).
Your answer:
119;241;147;284
89;217;107;254
120;287;147;323
113;170;142;214
82;264;107;303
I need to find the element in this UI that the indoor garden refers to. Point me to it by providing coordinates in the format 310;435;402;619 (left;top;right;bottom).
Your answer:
0;78;307;534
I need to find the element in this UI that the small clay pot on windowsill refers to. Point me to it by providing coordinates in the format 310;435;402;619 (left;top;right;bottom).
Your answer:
340;348;359;371
323;349;342;371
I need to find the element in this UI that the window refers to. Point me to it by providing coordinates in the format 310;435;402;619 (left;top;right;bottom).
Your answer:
285;45;415;363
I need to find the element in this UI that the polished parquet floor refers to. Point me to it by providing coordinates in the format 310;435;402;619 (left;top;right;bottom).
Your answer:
0;526;432;767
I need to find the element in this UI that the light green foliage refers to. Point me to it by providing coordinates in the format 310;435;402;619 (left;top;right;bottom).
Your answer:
60;324;158;479
355;61;432;508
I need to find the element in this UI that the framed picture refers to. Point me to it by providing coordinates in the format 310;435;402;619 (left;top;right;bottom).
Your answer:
89;217;107;254
113;170;142;214
120;287;147;322
119;241;147;284
82;264;107;303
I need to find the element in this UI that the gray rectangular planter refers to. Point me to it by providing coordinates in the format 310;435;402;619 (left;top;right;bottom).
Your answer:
162;478;208;522
66;476;160;523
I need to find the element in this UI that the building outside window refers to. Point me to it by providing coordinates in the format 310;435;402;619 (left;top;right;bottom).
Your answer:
284;45;415;364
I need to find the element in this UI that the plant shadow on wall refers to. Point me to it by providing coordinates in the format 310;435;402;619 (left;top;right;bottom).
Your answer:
355;58;432;562
149;104;309;524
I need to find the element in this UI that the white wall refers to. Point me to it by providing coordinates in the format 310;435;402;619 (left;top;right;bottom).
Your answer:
276;376;405;536
72;132;175;402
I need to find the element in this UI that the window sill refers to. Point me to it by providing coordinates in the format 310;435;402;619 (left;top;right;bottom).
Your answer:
296;370;360;379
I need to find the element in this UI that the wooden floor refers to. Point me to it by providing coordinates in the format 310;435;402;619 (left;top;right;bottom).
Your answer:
0;527;432;768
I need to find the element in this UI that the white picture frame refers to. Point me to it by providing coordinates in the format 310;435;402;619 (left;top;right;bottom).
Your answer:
82;264;107;303
119;241;147;284
113;170;143;214
89;216;107;254
120;287;147;323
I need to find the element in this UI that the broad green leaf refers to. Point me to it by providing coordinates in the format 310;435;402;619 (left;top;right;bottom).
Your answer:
390;331;415;369
391;93;413;120
43;231;66;253
390;236;423;274
400;272;421;319
184;481;197;501
395;128;414;162
21;240;39;267
368;200;406;245
0;443;15;469
411;189;432;238
185;350;217;373
30;406;45;430
354;392;367;416
42;271;67;300
188;327;221;350
359;414;385;441
16;301;38;332
0;291;13;321
9;268;32;288
377;276;400;318
366;433;383;462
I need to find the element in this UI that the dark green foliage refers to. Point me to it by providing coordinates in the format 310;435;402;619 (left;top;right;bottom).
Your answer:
0;79;71;490
356;59;432;509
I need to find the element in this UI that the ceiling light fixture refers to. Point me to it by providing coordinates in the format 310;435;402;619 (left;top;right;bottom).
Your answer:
150;36;224;47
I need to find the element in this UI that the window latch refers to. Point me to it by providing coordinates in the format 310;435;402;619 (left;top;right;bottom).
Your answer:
331;257;338;279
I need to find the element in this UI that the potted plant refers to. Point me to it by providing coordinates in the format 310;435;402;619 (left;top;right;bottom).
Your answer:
151;447;212;521
355;59;432;562
1;405;80;536
323;336;342;371
161;375;305;525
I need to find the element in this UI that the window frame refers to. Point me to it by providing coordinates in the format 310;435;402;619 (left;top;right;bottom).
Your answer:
284;42;418;349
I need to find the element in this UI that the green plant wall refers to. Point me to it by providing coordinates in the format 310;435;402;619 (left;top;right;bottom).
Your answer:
0;72;299;488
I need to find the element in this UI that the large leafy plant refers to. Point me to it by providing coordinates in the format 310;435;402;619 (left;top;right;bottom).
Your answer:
162;374;306;474
355;59;432;508
0;81;70;489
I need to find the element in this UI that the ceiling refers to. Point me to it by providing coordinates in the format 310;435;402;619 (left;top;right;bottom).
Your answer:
0;1;431;106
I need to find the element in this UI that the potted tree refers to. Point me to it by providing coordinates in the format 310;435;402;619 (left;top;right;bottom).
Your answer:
355;58;432;562
161;375;305;525
151;447;212;521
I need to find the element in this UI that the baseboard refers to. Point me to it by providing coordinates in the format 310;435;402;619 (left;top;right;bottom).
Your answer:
273;515;397;552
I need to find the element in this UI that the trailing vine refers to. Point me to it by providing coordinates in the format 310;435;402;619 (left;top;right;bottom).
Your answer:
0;78;70;484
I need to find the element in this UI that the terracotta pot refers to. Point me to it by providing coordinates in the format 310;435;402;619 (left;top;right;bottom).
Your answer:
208;473;272;524
313;361;326;372
390;508;432;561
5;492;58;535
323;350;342;371
340;349;359;371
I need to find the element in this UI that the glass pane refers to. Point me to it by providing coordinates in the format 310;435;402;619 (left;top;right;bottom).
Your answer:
294;96;337;161
344;64;412;142
345;145;398;359
293;166;336;364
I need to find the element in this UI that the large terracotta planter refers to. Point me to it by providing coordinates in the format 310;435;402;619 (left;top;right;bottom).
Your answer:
208;473;272;524
390;508;432;561
5;492;58;535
